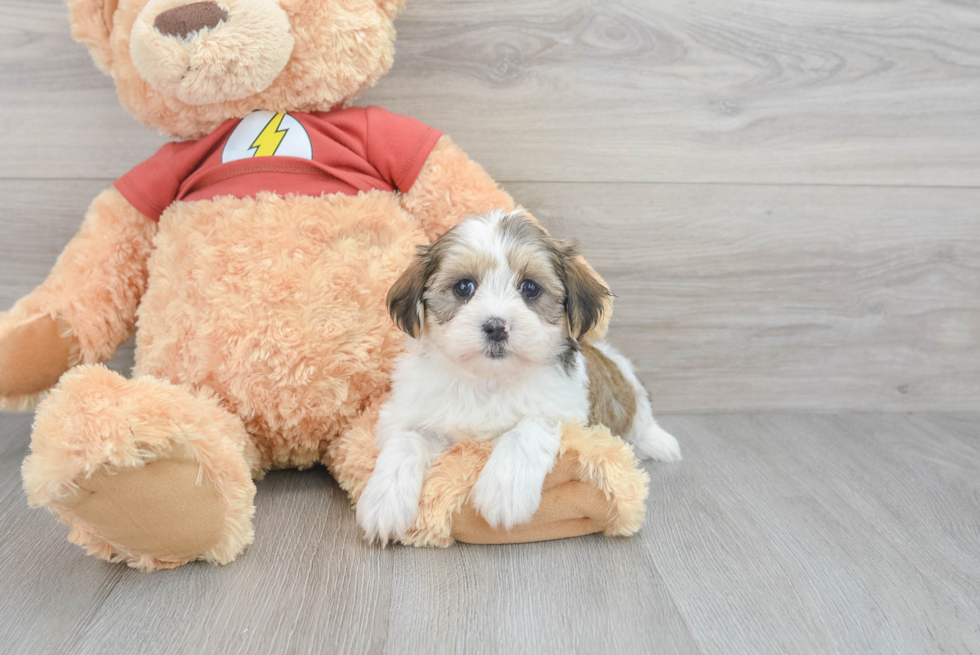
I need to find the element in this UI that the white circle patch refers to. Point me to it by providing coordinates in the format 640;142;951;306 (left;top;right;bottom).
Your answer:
221;111;313;163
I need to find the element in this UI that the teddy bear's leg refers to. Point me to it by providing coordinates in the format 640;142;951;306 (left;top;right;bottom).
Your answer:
325;404;649;547
21;365;257;571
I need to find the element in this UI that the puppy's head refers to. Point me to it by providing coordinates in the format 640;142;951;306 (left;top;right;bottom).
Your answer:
387;210;610;378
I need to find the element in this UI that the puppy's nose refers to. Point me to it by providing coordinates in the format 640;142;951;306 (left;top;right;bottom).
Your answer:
154;2;229;39
482;318;508;343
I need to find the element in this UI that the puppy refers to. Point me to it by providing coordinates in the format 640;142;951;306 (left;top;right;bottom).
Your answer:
356;210;680;543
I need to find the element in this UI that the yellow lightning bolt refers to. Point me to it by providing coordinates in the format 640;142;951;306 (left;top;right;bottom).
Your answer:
249;112;289;157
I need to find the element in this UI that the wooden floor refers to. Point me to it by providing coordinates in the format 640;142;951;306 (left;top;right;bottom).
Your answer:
1;412;978;654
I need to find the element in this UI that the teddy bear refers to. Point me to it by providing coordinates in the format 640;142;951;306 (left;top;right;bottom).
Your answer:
0;0;650;571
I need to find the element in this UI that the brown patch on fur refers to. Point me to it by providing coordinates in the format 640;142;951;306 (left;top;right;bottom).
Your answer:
555;337;580;376
497;211;547;248
582;344;637;438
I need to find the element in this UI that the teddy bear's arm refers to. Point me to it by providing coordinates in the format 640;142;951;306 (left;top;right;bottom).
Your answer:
399;136;518;243
0;188;157;409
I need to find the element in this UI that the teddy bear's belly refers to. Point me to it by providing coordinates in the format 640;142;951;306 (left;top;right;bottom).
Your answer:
132;191;426;470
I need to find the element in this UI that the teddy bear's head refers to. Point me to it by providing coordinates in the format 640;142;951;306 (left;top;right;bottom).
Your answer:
70;0;406;139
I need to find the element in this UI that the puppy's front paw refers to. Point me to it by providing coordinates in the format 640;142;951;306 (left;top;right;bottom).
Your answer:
633;423;682;462
471;458;543;531
356;475;419;545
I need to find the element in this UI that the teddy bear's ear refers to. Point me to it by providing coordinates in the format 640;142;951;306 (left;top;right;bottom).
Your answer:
377;0;407;19
68;0;119;75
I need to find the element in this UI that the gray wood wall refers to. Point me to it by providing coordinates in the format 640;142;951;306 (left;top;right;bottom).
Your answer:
1;0;978;412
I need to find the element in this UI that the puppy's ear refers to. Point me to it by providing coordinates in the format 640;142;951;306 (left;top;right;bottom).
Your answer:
556;243;611;342
387;251;428;339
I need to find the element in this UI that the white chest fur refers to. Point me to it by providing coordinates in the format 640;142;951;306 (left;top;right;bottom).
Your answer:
376;345;590;444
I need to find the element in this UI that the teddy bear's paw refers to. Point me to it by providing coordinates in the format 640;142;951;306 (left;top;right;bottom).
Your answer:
356;474;420;545
0;315;76;409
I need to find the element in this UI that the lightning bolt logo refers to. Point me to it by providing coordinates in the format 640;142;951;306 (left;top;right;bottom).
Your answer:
249;112;289;157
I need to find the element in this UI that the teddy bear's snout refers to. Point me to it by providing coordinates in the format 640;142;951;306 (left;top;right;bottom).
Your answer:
153;1;229;40
130;0;295;106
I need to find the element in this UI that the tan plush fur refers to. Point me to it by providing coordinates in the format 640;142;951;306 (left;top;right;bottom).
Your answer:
4;0;647;570
133;190;423;473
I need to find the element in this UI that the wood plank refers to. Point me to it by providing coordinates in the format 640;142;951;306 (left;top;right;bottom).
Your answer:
0;414;129;655
385;536;701;654
510;182;980;412
0;0;169;179
754;412;980;651
2;179;977;412
2;0;980;185
644;413;980;655
0;178;101;305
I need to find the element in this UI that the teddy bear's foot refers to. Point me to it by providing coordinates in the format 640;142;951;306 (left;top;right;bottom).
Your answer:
21;365;257;571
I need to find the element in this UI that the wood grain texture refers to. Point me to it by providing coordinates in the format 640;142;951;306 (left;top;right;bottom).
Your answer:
509;182;980;412
2;413;979;654
647;414;980;655
386;538;700;653
2;0;980;185
2;179;976;412
0;413;130;655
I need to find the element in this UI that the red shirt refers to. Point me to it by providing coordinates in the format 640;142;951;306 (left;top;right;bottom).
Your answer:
115;106;443;221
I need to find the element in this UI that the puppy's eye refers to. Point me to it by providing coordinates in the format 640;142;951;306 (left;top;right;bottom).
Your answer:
454;279;477;299
520;279;541;299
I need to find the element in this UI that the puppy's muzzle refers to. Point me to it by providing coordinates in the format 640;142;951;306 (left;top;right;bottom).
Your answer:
482;318;508;343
